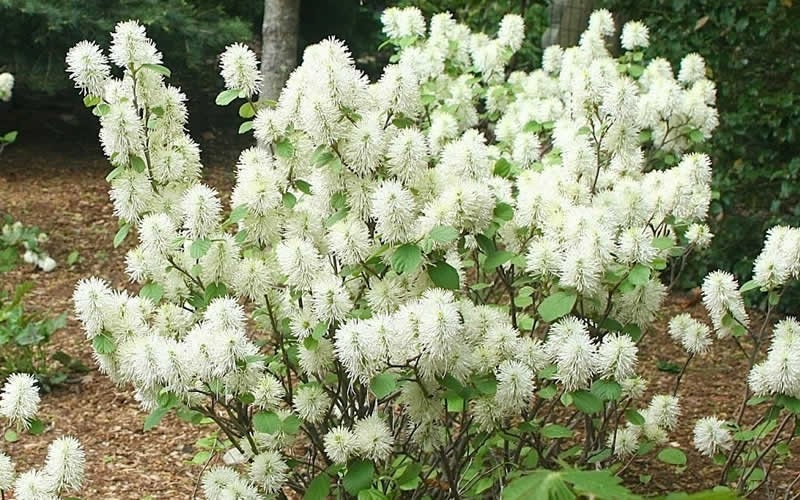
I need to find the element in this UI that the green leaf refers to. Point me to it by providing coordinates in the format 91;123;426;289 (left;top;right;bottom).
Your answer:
238;121;253;134
190;450;213;465
652;237;674;250
295;179;312;195
140;282;164;303
591;380;622;401
130;155;146;173
143;406;169;431
542;424;573;439
304;473;331;500
216;88;240;106
484;250;514;270
370;373;397;399
282;191;297;208
625;409;645;426
344;460;375;495
28;419;45;435
570;390;603;414
113;222;131;248
689;129;705;143
427;261;460;290
239;102;255;118
253;411;281;434
1;130;17;143
739;279;760;293
391;244;422;274
4;429;18;442
429;225;459;243
657;447;687;466
627;264;650;286
537;291;578;323
281;415;302;434
190;239;211;259
494;158;513;177
504;470;574;500
83;95;101;107
275;137;294;158
226;205;248;226
493;202;514;221
141;63;171;77
395;462;422;490
92;333;115;354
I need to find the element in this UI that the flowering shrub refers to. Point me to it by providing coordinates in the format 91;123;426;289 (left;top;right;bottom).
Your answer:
66;8;796;499
0;72;17;153
1;216;57;273
0;373;85;499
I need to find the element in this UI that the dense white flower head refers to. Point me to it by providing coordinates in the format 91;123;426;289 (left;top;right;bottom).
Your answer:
13;469;57;500
248;451;288;494
0;73;13;102
621;21;649;50
668;314;712;355
702;271;748;338
0;452;15;491
219;43;263;98
109;20;162;68
693;416;732;456
381;7;426;39
354;415;394;462
43;436;85;492
324;425;358;464
0;373;40;430
66;41;111;96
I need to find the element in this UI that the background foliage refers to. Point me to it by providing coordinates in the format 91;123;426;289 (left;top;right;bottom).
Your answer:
601;0;800;292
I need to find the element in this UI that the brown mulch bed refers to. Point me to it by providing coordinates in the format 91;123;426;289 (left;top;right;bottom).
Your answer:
0;106;797;498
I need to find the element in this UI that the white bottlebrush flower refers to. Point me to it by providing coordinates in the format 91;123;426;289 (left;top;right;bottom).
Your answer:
43;436;85;492
251;374;285;410
678;53;706;83
749;318;800;398
702;270;749;338
354;415;394;462
202;466;244;500
276;238;322;290
327;217;372;267
685;223;713;249
100;102;144;159
620;21;649;51
596;333;638;380
324;425;358;464
693;416;732;456
386;128;429;182
66;41;111;96
73;277;112;338
644;394;680;431
293;385;331;424
310;276;353;324
616;227;656;265
0;73;13;102
371;180;417;244
608;425;640;457
381;7;426;39
138;212;178;256
497;14;525;51
298;337;336;376
668;313;712;354
109;20;162;68
13;469;57;500
219;43;262;98
249;451;288;494
0;452;15;491
494;360;535;412
0;373;40;429
180;184;222;239
620;376;648;400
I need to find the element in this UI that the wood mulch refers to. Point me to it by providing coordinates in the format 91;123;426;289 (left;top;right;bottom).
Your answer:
0;105;797;499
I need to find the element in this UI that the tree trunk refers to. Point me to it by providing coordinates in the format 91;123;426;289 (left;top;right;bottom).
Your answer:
261;0;300;100
541;0;594;48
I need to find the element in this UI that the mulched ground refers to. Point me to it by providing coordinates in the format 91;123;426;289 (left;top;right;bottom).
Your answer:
0;104;797;498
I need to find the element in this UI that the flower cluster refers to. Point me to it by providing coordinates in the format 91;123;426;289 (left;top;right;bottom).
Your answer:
0;73;13;102
0;374;85;499
66;9;759;499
